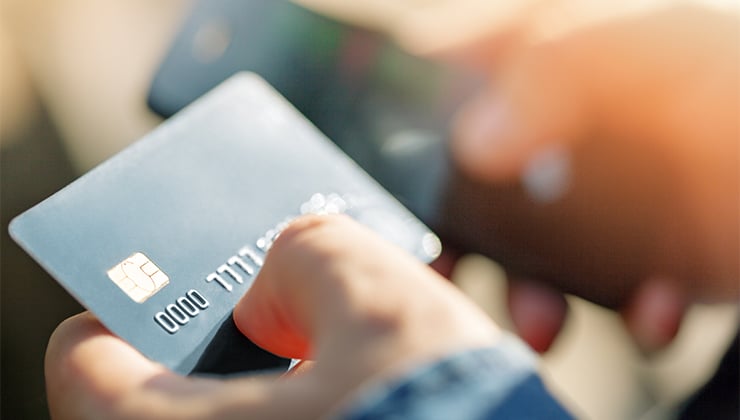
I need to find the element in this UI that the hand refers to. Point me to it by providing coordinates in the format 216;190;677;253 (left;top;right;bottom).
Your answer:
45;216;499;419
442;4;738;352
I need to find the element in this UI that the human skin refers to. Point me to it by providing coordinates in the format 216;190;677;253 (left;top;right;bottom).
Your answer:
45;216;500;419
293;0;738;352
444;4;739;351
45;2;738;416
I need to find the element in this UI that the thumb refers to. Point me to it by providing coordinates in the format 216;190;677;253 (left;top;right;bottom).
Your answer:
233;215;499;363
451;42;588;185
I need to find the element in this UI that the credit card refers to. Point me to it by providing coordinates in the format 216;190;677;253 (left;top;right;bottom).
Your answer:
9;73;441;375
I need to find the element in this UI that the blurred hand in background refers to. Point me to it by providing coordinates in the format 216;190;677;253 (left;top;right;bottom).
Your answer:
300;0;739;353
417;1;738;353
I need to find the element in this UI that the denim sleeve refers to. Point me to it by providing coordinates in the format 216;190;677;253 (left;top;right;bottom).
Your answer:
331;334;573;420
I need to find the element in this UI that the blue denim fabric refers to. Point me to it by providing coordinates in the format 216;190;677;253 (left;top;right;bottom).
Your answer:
333;334;573;419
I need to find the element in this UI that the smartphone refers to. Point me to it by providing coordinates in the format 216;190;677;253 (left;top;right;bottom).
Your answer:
147;0;481;225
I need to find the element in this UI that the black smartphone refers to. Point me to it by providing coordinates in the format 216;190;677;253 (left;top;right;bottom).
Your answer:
147;0;481;225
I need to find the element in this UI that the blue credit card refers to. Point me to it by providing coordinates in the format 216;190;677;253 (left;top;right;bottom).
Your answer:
9;73;441;375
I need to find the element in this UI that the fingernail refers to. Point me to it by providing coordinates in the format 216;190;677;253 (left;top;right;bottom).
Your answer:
631;306;672;354
508;280;567;353
522;145;572;204
454;94;510;165
625;278;685;354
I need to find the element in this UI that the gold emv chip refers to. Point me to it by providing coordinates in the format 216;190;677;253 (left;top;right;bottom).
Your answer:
107;252;169;303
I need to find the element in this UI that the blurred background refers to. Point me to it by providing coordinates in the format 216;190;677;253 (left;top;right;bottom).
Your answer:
0;1;736;419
